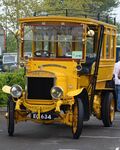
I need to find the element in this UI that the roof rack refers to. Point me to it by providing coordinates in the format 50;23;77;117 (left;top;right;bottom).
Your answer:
33;9;116;25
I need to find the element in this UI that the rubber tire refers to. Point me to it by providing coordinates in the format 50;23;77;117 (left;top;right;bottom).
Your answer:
72;98;84;139
101;92;115;127
8;96;15;136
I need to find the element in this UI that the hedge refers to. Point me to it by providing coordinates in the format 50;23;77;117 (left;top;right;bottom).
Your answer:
0;69;25;106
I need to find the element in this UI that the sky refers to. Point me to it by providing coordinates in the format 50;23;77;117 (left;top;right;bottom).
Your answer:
112;5;120;22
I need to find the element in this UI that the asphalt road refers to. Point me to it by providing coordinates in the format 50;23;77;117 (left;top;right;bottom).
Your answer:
0;112;120;150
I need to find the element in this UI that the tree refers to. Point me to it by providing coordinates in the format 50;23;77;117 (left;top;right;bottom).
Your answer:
40;0;85;10
0;0;42;53
6;32;17;52
41;0;119;12
96;0;119;12
117;23;120;45
0;0;119;54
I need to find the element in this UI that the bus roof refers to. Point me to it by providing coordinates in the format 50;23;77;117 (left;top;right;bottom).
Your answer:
19;15;116;29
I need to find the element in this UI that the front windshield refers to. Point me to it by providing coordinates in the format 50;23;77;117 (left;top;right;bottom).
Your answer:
23;22;84;59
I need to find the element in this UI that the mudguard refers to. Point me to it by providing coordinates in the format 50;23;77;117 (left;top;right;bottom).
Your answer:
67;88;90;121
67;88;84;97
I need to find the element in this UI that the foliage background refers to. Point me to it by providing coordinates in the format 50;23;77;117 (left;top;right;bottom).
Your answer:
0;69;24;106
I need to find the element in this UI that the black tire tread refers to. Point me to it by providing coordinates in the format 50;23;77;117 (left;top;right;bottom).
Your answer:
72;98;84;139
8;96;15;136
101;92;114;127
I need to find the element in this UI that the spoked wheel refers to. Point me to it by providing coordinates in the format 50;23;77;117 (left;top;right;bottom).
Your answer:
72;98;84;139
101;92;115;127
7;96;15;136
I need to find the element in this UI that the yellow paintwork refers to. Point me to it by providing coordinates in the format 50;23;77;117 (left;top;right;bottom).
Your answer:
19;16;116;29
3;15;117;128
15;99;22;111
26;60;78;97
13;93;74;126
67;88;84;97
19;93;74;113
14;110;73;126
110;97;115;122
93;95;101;119
91;62;95;75
23;100;55;113
55;100;63;113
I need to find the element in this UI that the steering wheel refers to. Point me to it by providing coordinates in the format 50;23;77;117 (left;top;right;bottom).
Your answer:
34;50;51;57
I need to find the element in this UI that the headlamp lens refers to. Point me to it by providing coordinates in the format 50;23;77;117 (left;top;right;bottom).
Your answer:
51;86;63;99
10;84;22;98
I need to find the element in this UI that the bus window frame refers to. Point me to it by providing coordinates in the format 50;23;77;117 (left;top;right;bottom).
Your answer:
20;22;87;61
100;27;116;60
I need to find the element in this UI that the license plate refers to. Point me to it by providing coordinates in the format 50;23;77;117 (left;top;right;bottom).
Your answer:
32;113;52;120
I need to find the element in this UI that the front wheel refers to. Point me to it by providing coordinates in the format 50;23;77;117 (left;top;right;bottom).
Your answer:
101;92;115;127
7;96;15;136
72;98;84;139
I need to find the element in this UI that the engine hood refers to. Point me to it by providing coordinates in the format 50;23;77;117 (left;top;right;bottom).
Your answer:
26;60;77;78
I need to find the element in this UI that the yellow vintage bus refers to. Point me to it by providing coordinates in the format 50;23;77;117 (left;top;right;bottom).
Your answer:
2;10;117;139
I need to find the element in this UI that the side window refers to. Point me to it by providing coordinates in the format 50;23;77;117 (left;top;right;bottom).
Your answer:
86;27;97;57
100;35;105;58
110;36;114;59
106;33;110;58
86;36;94;55
106;29;115;59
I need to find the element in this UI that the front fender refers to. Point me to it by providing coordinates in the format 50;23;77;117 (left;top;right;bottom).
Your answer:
67;88;84;97
2;85;11;94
